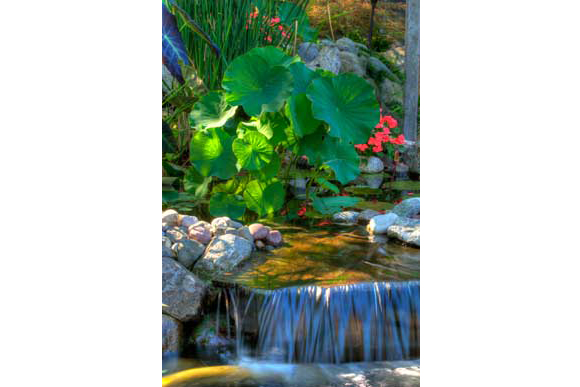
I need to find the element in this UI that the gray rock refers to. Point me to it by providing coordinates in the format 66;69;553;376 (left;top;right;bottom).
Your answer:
166;228;186;243
195;234;253;274
211;217;233;234
367;213;400;234
188;226;212;245
387;224;420;247
306;46;341;75
162;314;182;358
162;209;179;226
319;39;335;47
249;223;269;240
191;221;211;231
266;230;283;246
393;216;420;228
179;215;198;229
392;198;420;218
236;226;254;244
190;313;234;351
363;173;384;189
360;156;384;174
162;222;171;232
298;42;319;63
230;220;243;229
379;78;404;106
358;209;381;224
338;51;366;77
255;240;265;250
332;211;360;225
336;37;358;54
172;239;205;268
162;237;174;257
162;257;208;322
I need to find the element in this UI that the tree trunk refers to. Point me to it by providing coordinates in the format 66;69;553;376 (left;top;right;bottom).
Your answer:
368;0;378;48
403;0;420;142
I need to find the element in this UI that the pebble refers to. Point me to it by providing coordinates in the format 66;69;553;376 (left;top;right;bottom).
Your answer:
249;223;269;240
266;230;283;246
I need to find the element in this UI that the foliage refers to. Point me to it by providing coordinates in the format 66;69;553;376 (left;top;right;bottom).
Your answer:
185;47;379;219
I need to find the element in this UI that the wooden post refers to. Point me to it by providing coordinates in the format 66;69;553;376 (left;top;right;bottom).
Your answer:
403;0;420;142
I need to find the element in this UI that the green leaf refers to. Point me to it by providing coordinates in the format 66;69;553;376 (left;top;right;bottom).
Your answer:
189;91;238;129
209;192;246;219
232;131;273;171
316;177;339;194
288;62;319;95
183;166;205;192
278;2;318;42
258;112;289;145
285;93;321;137
320;138;361;184
223;54;294;116
306;73;380;144
252;152;281;180
312;195;361;215
297;127;327;166
248;46;298;68
190;127;237;179
244;180;285;217
212;179;240;195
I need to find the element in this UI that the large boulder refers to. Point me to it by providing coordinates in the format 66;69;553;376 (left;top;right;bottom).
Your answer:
367;213;400;234
338;51;366;77
388;224;420;248
306;46;341;75
379;78;404;106
162;209;179;227
172;239;205;269
298;42;319;62
336;37;358;54
162;314;182;358
195;234;253;274
392;198;420;218
162;257;208;322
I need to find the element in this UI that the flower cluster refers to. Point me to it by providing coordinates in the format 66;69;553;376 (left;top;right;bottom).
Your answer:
246;11;288;42
354;111;405;154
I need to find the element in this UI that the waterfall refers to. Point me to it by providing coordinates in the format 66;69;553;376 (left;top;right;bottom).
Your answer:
220;281;419;364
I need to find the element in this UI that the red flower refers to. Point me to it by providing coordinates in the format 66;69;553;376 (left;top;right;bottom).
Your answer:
372;144;383;153
354;144;369;152
278;25;284;31
384;116;398;129
265;36;272;43
368;136;381;147
297;206;307;217
392;134;405;145
394;199;403;205
270;17;281;26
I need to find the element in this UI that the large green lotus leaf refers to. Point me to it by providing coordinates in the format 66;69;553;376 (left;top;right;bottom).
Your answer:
312;195;361;215
288;62;319;95
248;46;299;68
258;112;289;145
232;131;273;171
252;152;281;181
190;127;237;179
209;192;246;219
297;126;328;165
189;91;238;129
306;73;379;144
244;180;285;217
318;136;361;184
285;93;321;138
223;54;294;116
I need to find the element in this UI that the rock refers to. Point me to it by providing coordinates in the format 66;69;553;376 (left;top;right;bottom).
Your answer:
298;42;319;62
195;234;253;274
162;209;179;226
306;46;341;75
162;222;171;232
360;156;384;174
383;44;405;70
396;162;409;178
393;216;420;228
162;237;174;258
387;224;420;247
266;230;283;246
358;209;381;224
363;173;384;189
379;78;404;106
336;37;358;54
214;226;238;237
255;240;265;250
249;223;269;240
236;226;254;244
289;178;307;198
211;217;233;234
188;226;212;245
230;220;243;229
190;313;234;350
367;213;400;234
179;215;198;229
338;51;365;77
392;198;420;218
165;228;187;243
162;314;182;358
172;239;205;269
367;56;389;78
162;257;208;322
191;221;211;231
332;211;360;225
369;234;389;244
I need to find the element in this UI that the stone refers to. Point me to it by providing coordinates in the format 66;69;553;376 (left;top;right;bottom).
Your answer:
188;226;212;245
191;220;211;231
306;46;341;75
162;237;174;258
165;228;186;243
211;217;232;234
379;78;404;106
255;240;265;250
338;51;365;77
360;156;384;174
195;234;253;274
190;313;234;350
392;197;420;218
298;42;319;63
213;226;238;237
249;223;269;240
230;220;243;229
363;173;384;189
358;209;381;224
162;222;171;232
172;239;205;269
266;230;283;246
332;211;360;225
236;226;254;244
336;37;358;54
162;257;208;322
393;216;420;228
162;209;179;226
367;213;400;234
387;224;420;247
179;215;198;229
162;314;182;358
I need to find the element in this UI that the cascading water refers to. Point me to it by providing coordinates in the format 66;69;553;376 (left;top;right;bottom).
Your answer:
219;280;419;364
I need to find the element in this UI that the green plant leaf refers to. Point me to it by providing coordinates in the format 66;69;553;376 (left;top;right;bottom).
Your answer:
190;127;237;179
244;180;285;217
232;131;273;171
183;166;205;192
209;192;246;219
189;91;238;129
312;195;360;215
252;152;281;180
320;138;361;184
288;62;319;95
248;46;298;68
306;73;379;144
223;54;294;116
258;112;289;145
316;177;339;194
212;179;240;194
285;93;321;137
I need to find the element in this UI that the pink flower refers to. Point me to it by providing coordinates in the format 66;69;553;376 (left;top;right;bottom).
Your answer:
354;144;369;152
270;17;281;24
372;144;383;153
392;134;405;145
278;25;284;31
265;36;272;42
384;116;398;129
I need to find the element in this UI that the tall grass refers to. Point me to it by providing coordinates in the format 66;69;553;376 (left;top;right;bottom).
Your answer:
175;0;310;90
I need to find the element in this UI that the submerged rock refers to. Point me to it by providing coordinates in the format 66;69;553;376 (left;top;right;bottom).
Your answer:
392;197;420;218
162;314;182;358
388;224;420;248
332;211;360;225
195;234;253;274
367;213;400;234
162;257;207;322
